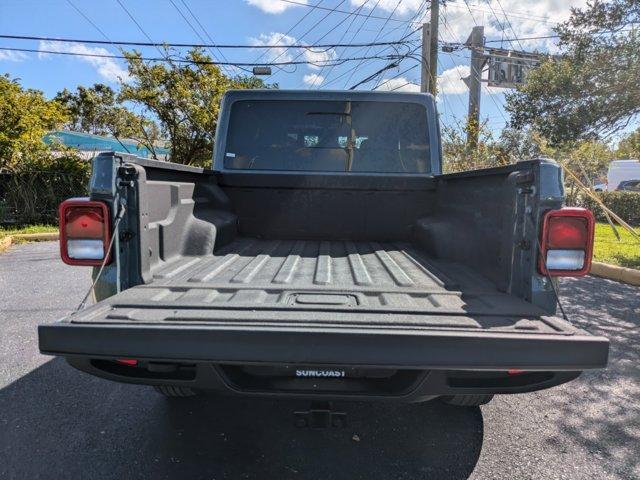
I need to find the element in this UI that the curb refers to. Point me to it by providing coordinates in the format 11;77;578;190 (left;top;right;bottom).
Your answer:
0;235;12;253
590;261;640;287
0;232;58;254
12;232;59;241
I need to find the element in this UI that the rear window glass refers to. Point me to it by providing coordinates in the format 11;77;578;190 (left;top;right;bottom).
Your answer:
223;100;430;173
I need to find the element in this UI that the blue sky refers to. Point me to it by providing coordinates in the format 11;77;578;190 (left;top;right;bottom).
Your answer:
0;0;585;134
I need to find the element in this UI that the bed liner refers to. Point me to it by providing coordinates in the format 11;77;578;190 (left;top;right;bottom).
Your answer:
76;237;554;330
39;238;609;370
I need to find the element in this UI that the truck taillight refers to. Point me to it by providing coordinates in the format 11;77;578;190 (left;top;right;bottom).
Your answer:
59;198;111;266
538;208;595;277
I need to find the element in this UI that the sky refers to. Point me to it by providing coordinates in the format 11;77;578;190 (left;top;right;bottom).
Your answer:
0;0;589;134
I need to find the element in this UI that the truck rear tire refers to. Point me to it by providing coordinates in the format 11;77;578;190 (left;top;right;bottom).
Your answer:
440;394;494;407
153;385;198;397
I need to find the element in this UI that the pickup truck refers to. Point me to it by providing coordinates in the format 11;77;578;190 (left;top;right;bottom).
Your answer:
39;90;608;408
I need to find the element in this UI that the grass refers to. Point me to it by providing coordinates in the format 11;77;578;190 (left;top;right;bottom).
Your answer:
593;222;640;269
0;224;58;243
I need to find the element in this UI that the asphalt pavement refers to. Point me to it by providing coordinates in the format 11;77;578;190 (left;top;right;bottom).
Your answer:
1;241;638;480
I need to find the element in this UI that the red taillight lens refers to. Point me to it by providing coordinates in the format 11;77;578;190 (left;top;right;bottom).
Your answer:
547;217;589;249
539;208;595;277
59;198;111;266
65;206;106;239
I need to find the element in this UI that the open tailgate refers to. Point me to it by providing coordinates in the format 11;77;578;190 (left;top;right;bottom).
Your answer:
39;283;609;371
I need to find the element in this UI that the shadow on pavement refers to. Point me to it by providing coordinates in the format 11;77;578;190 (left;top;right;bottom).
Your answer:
0;358;484;480
544;277;640;477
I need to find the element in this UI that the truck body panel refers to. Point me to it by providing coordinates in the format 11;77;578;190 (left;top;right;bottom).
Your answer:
39;90;608;401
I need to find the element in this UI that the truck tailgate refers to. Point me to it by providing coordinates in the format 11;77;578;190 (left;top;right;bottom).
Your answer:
39;238;609;370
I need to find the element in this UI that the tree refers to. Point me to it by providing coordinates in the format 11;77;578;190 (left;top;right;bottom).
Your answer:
0;75;89;224
54;84;161;158
0;74;68;170
505;0;640;145
119;48;272;166
538;138;612;204
615;128;640;158
442;122;541;173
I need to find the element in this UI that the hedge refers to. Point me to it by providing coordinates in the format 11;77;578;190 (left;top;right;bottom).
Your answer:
573;191;640;226
0;170;89;225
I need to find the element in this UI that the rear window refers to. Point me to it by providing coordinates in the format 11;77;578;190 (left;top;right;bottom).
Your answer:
223;100;430;173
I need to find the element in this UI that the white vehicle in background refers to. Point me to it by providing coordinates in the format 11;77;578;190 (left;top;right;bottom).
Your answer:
607;159;640;191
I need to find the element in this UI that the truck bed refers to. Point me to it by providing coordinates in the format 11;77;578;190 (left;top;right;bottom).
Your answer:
41;239;609;370
70;237;559;331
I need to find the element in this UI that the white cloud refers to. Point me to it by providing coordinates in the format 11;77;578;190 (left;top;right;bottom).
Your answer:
38;41;129;83
249;32;298;63
350;0;587;53
437;65;503;96
303;73;325;86
0;50;28;62
250;32;336;69
438;65;470;95
350;0;422;16
304;48;335;70
246;0;307;14
439;0;588;52
376;77;419;92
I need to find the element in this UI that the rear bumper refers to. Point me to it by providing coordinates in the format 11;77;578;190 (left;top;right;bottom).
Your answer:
39;321;609;371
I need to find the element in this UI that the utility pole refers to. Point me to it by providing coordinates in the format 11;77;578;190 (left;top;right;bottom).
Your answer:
428;0;439;97
420;0;440;96
465;25;485;151
420;22;431;94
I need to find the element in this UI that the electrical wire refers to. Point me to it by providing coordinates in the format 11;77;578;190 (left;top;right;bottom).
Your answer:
178;0;246;73
168;0;239;75
303;0;370;88
345;0;405;89
0;34;414;50
276;0;416;23
2;46;403;67
262;0;349;78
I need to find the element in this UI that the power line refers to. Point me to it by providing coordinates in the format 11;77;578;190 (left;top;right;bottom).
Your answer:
374;63;418;90
304;0;370;88
3;46;403;66
276;0;417;23
65;0;113;44
115;0;165;59
0;34;414;50
252;0;325;67
349;57;402;90
372;0;428;89
319;0;387;87
320;25;421;88
444;0;559;26
263;0;349;78
345;0;405;89
178;0;243;74
168;0;238;75
346;0;424;90
493;0;525;51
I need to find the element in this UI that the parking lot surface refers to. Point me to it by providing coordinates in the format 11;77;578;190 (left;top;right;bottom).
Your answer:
1;242;638;479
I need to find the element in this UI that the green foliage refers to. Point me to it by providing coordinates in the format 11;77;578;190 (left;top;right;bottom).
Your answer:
0;75;90;224
442;122;541;173
505;0;640;144
1;153;90;225
55;83;161;157
540;139;612;204
575;191;640;226
119;48;273;166
616;128;640;159
0;74;68;170
593;222;640;269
